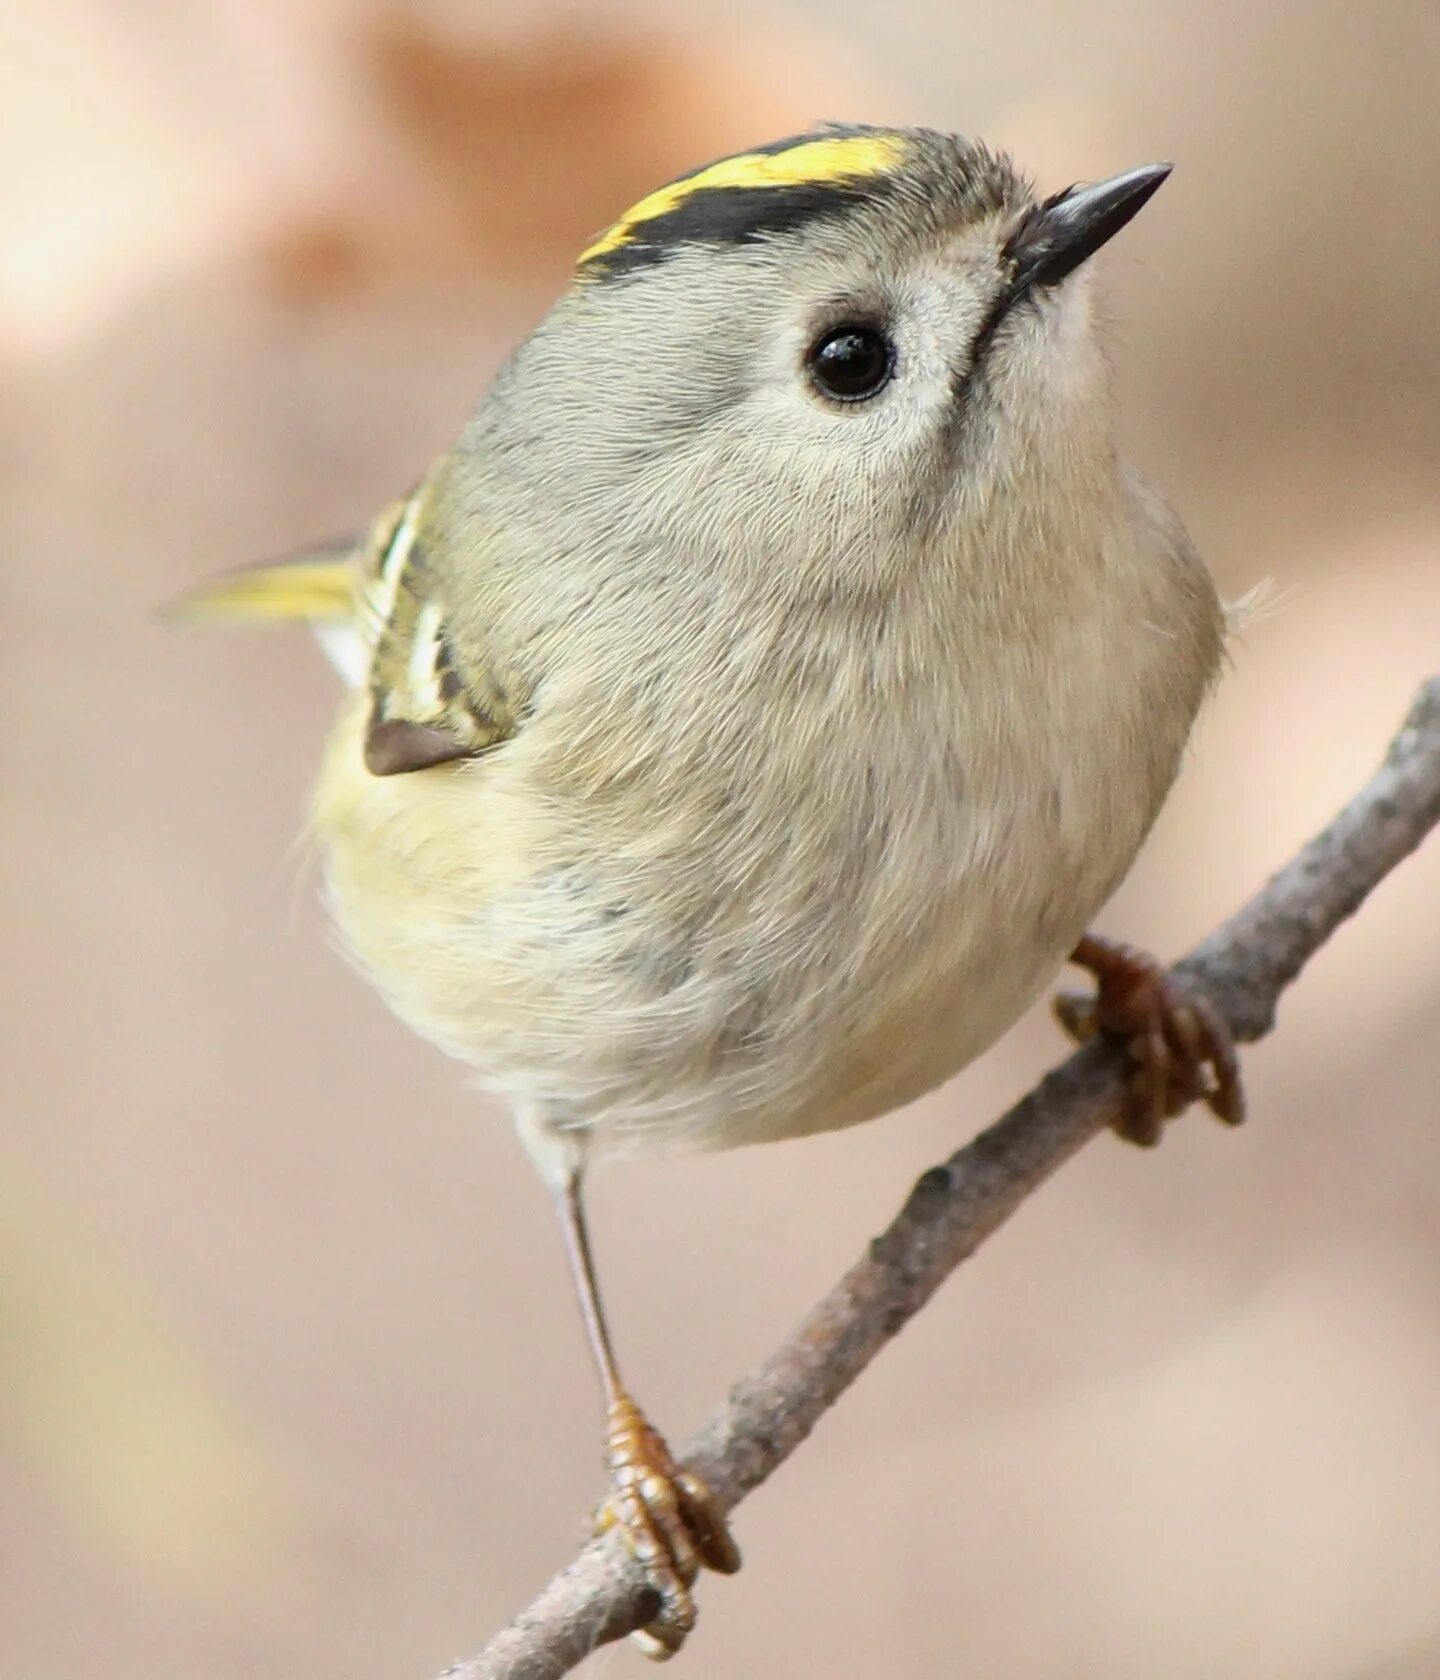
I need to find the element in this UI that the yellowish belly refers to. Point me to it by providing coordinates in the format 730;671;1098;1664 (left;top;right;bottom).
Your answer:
309;697;1095;1158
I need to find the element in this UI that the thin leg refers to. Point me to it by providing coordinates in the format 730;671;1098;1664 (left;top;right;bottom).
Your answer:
555;1170;626;1402
1055;933;1245;1146
551;1171;741;1660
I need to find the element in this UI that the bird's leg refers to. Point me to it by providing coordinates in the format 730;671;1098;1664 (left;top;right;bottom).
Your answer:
1054;933;1245;1147
553;1170;741;1660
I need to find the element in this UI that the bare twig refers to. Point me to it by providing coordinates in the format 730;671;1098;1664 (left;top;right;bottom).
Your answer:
447;677;1440;1680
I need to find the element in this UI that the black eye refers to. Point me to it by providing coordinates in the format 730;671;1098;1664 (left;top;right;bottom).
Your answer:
806;324;894;403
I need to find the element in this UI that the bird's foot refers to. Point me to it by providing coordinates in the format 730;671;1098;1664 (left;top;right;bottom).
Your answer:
594;1392;741;1660
1054;933;1245;1147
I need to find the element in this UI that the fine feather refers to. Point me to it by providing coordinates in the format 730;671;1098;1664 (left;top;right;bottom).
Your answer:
167;545;359;624
180;482;523;776
362;482;521;775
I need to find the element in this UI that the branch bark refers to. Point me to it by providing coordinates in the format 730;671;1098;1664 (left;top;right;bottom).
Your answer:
447;676;1440;1680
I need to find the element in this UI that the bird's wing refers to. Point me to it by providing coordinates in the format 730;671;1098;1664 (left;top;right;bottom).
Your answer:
357;484;521;775
174;482;522;777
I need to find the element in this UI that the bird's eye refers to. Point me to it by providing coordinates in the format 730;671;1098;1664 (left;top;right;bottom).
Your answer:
806;324;895;404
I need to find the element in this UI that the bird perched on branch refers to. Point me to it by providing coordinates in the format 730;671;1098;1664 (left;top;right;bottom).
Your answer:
180;124;1242;1657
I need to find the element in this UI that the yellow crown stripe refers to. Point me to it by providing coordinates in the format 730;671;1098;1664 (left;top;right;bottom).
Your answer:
576;132;907;268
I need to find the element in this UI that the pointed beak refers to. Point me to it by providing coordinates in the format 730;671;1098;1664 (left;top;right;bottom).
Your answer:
1004;162;1172;294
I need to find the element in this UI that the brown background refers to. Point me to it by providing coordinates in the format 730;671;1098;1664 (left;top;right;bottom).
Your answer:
4;3;1440;1676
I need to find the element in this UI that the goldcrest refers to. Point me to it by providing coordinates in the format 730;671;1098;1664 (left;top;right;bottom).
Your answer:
182;125;1242;1657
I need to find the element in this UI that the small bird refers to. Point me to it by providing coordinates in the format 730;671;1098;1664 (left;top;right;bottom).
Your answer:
182;124;1243;1656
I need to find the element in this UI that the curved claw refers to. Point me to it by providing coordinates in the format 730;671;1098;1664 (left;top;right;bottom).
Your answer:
596;1481;697;1658
1052;989;1099;1044
1186;990;1244;1126
1057;934;1246;1146
675;1470;742;1576
595;1394;741;1659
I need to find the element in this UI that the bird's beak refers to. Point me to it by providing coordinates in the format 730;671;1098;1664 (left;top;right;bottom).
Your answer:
1004;162;1172;294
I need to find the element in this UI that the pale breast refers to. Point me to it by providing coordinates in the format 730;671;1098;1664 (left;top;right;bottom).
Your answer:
312;652;1139;1159
312;485;1221;1159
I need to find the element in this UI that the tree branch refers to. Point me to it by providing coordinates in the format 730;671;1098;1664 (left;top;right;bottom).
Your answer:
447;676;1440;1680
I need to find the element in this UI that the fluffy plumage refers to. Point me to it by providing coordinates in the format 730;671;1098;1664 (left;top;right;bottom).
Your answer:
187;125;1224;1180
218;125;1224;1184
185;124;1227;1654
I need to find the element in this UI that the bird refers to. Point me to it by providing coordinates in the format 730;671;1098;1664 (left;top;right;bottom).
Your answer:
179;123;1243;1657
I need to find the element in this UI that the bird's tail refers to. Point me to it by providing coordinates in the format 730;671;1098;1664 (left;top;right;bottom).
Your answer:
167;539;360;626
166;496;413;687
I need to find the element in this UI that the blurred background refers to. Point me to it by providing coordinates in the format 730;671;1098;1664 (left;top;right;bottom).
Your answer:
4;1;1440;1676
